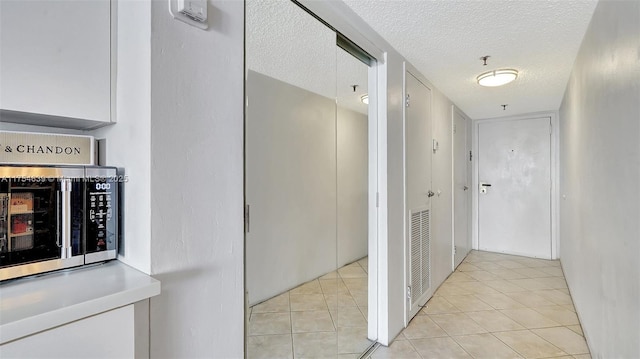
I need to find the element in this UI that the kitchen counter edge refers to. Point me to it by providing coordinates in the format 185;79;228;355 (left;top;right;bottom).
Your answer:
0;260;160;344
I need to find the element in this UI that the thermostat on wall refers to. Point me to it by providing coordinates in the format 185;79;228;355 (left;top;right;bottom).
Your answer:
169;0;208;30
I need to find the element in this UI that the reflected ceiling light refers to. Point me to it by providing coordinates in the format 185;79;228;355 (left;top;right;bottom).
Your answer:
360;94;369;104
477;69;518;87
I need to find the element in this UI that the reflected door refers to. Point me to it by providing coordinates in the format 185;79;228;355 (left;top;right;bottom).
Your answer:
453;110;470;268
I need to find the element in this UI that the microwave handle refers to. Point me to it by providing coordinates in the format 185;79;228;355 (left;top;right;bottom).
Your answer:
60;179;72;259
56;190;62;249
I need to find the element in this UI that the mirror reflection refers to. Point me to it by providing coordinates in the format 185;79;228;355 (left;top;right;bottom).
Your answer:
246;1;373;357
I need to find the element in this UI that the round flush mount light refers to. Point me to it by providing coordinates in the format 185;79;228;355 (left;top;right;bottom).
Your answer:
477;69;518;87
360;94;369;105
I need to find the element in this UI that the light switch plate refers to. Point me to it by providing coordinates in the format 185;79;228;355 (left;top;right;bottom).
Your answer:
178;0;207;22
169;0;208;30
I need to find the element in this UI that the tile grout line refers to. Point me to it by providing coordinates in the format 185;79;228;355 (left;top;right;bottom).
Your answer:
448;331;517;359
486;331;528;359
288;290;295;359
530;328;590;356
403;334;426;359
326;275;339;333
491;328;569;358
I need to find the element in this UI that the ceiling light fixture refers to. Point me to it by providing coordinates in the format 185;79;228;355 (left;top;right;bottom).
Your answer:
360;94;369;105
477;69;519;87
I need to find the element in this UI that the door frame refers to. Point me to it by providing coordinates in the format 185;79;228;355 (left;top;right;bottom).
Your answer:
471;112;560;259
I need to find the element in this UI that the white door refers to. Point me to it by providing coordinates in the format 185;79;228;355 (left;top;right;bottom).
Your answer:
405;72;432;321
453;109;470;268
478;117;552;259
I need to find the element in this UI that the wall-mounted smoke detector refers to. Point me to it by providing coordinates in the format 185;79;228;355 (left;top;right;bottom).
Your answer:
477;69;518;87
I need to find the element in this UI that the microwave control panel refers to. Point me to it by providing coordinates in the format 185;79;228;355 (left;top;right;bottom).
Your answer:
86;177;116;253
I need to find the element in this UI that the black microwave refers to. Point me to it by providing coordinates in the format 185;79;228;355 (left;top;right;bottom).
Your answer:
0;165;119;281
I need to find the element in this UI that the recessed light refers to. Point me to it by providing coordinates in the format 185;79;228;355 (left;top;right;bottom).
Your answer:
360;94;369;105
477;69;518;87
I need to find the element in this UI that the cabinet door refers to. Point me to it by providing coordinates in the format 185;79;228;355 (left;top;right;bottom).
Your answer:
0;0;112;125
0;305;135;358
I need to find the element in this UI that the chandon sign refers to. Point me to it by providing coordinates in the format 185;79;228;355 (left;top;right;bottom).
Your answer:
0;131;94;165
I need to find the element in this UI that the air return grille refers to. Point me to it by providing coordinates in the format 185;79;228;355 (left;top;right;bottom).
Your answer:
410;209;431;304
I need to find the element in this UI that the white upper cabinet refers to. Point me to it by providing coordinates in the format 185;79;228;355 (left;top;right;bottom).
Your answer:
0;0;115;129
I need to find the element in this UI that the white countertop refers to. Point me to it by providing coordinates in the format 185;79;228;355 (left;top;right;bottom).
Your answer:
0;261;160;344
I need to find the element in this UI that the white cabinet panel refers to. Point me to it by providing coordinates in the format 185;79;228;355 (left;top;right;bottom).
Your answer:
0;305;134;358
0;0;114;128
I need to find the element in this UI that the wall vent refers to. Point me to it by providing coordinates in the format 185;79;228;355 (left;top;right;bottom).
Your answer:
410;209;431;305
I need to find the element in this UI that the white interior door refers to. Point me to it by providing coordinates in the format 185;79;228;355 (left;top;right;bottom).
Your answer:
478;117;552;259
453;110;470;268
405;72;432;321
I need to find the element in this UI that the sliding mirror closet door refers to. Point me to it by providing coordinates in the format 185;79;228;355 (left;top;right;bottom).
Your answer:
246;0;339;357
335;46;372;354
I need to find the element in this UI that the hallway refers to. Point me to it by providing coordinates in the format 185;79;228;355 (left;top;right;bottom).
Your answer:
371;251;590;359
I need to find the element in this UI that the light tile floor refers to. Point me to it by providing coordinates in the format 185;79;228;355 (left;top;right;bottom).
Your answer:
248;257;373;359
370;250;591;359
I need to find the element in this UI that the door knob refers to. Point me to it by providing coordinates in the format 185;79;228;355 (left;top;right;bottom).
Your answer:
427;190;435;198
463;186;469;191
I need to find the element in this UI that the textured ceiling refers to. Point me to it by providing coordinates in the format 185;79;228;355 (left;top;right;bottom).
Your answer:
247;0;369;115
247;0;596;119
247;0;336;99
342;0;599;119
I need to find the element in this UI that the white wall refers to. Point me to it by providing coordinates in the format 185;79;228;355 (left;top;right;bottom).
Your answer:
91;0;152;274
559;1;640;358
148;0;244;357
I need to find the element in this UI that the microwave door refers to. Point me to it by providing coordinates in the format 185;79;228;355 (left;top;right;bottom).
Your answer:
0;168;84;281
0;183;8;257
2;179;63;267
